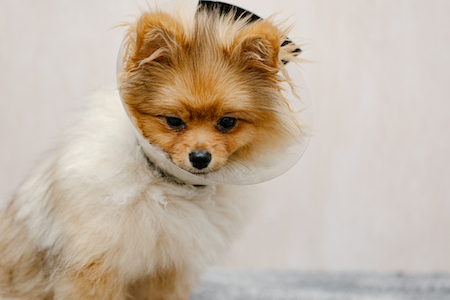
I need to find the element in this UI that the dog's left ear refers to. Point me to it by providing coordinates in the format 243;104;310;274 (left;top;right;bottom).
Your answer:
231;21;283;72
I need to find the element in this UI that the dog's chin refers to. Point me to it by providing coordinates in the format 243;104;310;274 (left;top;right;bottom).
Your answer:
183;167;215;176
174;163;221;176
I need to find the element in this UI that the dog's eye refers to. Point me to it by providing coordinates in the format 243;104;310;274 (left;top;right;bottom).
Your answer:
166;117;185;129
217;117;237;131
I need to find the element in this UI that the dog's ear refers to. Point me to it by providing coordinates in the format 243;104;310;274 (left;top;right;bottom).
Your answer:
231;21;283;72
131;12;184;66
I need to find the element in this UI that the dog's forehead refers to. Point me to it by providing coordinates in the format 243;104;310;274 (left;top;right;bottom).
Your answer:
159;67;255;116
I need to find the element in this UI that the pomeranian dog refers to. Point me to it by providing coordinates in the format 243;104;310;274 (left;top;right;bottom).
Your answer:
0;3;303;300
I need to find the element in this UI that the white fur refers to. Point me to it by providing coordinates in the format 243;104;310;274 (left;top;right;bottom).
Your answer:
8;87;255;293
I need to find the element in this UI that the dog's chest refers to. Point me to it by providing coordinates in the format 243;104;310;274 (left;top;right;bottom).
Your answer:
100;183;239;275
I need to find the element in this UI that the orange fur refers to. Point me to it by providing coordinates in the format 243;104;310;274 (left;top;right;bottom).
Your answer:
53;263;126;300
119;8;302;174
128;268;191;300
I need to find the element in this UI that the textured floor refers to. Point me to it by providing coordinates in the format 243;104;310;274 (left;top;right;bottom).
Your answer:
191;270;450;300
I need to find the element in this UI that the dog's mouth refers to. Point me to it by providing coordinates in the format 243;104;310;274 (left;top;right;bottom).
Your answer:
187;168;213;175
180;164;220;176
168;150;226;176
176;161;225;176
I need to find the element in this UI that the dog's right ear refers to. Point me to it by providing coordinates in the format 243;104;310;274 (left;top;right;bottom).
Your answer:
229;20;284;74
130;12;185;67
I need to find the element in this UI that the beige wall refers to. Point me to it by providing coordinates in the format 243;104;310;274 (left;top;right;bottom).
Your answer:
1;0;449;272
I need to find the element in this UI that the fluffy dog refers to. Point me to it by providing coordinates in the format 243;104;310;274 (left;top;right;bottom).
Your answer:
0;5;303;300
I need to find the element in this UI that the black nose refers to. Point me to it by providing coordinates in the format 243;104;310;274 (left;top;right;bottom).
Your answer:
189;150;212;170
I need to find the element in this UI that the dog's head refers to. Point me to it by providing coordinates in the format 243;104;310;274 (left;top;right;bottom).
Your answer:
118;8;302;175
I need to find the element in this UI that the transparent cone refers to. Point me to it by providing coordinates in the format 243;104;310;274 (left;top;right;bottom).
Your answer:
116;0;312;185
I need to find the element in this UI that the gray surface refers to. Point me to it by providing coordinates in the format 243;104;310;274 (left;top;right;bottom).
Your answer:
191;270;450;300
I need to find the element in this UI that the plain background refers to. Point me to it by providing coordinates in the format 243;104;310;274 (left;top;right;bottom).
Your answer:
1;0;449;272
